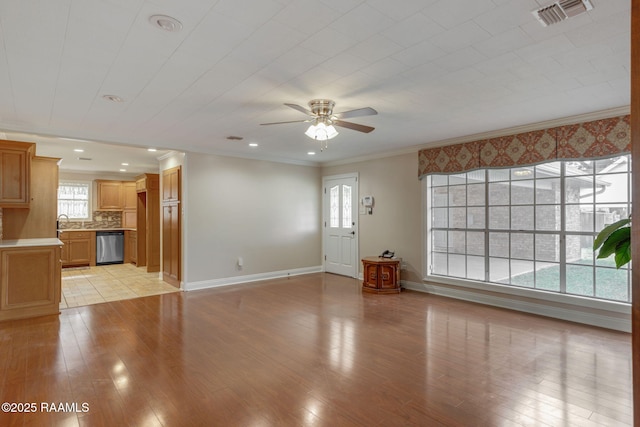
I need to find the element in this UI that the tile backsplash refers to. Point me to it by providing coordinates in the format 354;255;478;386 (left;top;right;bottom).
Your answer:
59;210;122;229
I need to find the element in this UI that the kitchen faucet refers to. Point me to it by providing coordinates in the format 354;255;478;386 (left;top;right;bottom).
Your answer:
56;214;69;231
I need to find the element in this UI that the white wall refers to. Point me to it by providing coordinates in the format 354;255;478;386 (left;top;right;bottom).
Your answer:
322;152;423;283
183;152;322;288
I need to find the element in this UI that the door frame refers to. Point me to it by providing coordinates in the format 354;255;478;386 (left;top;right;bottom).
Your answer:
322;172;359;278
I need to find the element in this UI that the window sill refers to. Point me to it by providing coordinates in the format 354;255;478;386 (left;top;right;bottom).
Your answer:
422;274;630;314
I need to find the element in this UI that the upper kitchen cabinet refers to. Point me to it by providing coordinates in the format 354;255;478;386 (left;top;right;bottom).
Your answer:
162;166;180;202
123;182;137;210
96;180;123;210
0;140;34;207
96;180;136;211
2;156;60;239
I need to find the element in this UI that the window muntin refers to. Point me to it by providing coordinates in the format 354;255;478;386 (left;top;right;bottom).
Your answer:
427;155;631;303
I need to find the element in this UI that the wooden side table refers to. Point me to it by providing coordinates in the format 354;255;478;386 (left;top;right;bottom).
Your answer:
362;257;401;294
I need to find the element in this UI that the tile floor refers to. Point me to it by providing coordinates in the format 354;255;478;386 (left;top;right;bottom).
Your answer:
61;263;180;309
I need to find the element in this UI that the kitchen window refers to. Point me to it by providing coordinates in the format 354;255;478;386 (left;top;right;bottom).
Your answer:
58;182;91;220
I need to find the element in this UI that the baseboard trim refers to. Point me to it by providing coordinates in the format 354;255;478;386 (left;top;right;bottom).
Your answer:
402;280;631;332
184;266;324;291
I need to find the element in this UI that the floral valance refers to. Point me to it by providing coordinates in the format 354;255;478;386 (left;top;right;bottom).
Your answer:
418;115;630;178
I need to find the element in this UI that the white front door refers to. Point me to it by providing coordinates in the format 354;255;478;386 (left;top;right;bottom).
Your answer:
323;174;358;277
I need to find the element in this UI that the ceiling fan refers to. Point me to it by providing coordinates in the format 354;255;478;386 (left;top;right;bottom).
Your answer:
260;99;377;144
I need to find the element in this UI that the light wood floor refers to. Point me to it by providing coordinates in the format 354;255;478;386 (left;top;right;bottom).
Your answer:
0;273;631;426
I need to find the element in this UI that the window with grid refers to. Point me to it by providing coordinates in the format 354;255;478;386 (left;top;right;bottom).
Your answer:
426;155;631;303
57;182;91;220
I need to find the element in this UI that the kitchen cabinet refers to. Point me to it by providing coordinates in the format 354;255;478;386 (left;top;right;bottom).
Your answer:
96;180;137;229
135;173;160;272
60;231;95;267
122;209;137;229
2;156;59;239
162;166;180;202
136;174;159;192
96;180;123;210
123;182;137;209
362;257;401;294
0;240;61;322
0;140;34;208
125;230;137;264
162;203;180;286
162;167;181;287
122;182;137;228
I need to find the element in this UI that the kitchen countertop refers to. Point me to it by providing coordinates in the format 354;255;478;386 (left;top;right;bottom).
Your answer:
58;228;136;232
0;238;63;248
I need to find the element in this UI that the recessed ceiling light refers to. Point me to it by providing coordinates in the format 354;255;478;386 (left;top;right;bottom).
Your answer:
102;94;124;103
74;149;84;152
249;143;258;147
119;169;127;172
149;15;182;32
307;151;316;155
121;162;129;166
147;148;157;152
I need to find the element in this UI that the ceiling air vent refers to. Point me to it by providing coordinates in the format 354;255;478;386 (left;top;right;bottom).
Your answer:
533;0;593;27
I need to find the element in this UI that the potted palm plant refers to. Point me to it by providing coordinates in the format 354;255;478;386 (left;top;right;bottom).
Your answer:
593;216;631;268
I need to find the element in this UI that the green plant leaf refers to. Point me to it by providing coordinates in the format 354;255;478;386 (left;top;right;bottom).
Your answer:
614;239;632;268
596;227;631;259
593;217;631;250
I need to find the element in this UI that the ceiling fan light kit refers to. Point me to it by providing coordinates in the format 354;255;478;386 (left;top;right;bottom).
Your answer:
261;99;377;151
305;122;339;141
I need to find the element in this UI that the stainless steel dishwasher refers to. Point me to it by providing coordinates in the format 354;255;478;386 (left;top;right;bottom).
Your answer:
96;231;124;265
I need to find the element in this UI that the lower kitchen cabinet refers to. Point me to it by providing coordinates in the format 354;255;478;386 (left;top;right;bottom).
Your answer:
0;241;62;321
125;230;137;264
60;231;95;267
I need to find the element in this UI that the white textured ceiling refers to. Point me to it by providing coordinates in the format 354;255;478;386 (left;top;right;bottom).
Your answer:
0;0;630;171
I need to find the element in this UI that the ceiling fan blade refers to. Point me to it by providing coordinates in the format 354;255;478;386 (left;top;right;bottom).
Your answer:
333;120;375;133
284;103;312;115
260;119;311;126
333;107;377;119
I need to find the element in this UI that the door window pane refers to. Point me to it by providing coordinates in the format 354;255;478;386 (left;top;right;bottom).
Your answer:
330;185;339;228
342;185;352;229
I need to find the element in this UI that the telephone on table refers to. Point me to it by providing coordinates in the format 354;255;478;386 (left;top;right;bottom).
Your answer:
380;250;395;258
